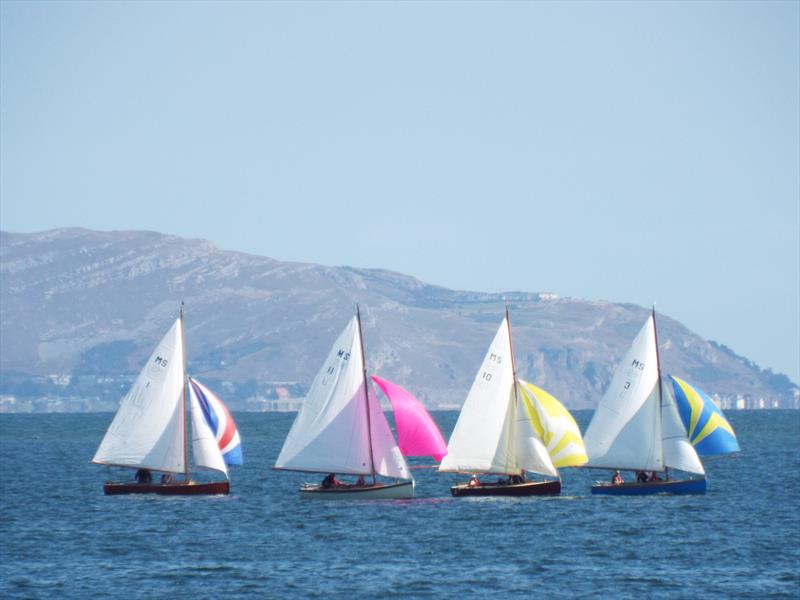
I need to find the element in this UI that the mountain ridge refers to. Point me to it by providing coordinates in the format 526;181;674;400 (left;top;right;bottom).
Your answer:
1;228;796;412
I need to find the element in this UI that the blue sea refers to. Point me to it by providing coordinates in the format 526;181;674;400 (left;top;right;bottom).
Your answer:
1;410;798;599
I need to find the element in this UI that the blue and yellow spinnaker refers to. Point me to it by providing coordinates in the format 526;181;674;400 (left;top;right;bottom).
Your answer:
669;375;739;456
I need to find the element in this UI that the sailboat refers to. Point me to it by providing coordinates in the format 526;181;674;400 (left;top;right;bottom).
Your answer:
92;308;242;495
583;308;717;495
274;306;433;500
438;308;588;497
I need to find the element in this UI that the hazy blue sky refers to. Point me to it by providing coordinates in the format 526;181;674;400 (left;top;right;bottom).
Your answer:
1;1;798;382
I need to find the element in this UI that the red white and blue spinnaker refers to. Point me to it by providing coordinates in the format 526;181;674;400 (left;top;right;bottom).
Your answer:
189;377;243;466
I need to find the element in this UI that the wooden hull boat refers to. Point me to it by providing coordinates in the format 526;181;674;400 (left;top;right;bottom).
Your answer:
299;480;414;500
450;479;561;497
104;480;230;496
591;477;706;496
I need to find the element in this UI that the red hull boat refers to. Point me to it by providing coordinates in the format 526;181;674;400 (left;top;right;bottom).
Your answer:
104;480;230;496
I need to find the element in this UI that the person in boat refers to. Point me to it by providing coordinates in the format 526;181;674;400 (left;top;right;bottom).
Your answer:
161;473;174;484
612;470;624;485
321;473;340;489
468;474;481;487
649;471;662;482
135;469;152;484
355;475;366;487
636;471;649;483
510;474;524;485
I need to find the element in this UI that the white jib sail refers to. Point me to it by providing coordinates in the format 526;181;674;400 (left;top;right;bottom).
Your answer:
439;318;518;474
661;382;705;474
583;316;664;471
92;318;186;473
367;386;411;480
188;379;228;477
274;317;373;475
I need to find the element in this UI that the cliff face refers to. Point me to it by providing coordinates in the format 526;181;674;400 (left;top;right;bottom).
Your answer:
1;228;796;411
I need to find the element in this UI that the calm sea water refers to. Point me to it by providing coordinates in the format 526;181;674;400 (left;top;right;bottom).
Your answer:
1;410;798;599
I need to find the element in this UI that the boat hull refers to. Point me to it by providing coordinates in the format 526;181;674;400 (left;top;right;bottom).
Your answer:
591;478;707;496
450;479;561;497
103;480;230;495
299;480;414;500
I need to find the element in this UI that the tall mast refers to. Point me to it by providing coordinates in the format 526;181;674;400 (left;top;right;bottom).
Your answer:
356;304;376;482
506;302;522;476
180;302;189;482
651;304;665;472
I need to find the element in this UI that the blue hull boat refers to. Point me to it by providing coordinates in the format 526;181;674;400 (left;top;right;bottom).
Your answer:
591;477;707;496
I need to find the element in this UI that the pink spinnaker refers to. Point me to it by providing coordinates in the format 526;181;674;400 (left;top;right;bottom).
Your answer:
371;375;448;462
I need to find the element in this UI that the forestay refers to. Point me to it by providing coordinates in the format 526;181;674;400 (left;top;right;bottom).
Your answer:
92;318;186;473
583;316;664;471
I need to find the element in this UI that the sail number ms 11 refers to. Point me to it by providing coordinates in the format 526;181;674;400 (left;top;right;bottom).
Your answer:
325;349;351;375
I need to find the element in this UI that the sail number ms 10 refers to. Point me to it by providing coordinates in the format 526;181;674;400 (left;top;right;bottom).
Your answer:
480;353;503;381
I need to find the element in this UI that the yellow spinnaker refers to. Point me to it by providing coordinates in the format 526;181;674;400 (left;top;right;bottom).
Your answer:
519;380;588;469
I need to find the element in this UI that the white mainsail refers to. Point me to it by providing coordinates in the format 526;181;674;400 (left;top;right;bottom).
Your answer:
92;318;187;473
583;316;663;471
439;318;517;474
189;379;228;476
439;317;556;476
274;315;410;479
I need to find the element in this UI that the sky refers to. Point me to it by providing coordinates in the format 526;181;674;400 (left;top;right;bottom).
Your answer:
1;1;798;383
